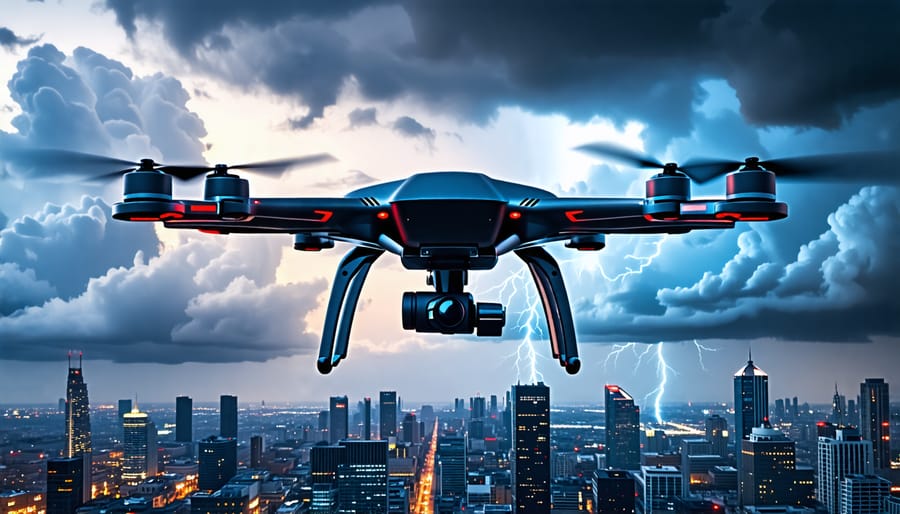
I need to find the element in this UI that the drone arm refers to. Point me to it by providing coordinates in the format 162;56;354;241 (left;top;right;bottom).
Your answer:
514;246;581;374
317;246;384;374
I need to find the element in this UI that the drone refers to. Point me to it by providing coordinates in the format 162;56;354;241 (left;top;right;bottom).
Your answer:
25;144;896;375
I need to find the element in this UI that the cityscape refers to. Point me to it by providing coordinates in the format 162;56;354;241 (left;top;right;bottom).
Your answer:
1;352;897;514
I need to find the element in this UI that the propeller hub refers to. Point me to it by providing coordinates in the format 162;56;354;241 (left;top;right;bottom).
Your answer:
138;159;156;171
663;162;679;174
213;164;229;175
742;157;762;170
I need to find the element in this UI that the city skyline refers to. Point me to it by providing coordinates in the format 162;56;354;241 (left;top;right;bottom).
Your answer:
1;1;899;406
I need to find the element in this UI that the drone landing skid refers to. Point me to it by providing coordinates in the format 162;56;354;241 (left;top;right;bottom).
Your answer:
317;246;384;374
514;247;581;374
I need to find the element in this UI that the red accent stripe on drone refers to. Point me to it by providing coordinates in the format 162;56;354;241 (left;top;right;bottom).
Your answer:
314;210;333;222
130;217;161;221
565;210;584;222
160;212;183;220
190;204;218;212
198;229;222;235
681;203;708;212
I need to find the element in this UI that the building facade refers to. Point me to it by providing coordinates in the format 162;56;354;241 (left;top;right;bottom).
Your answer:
511;382;551;514
605;385;641;471
379;391;398;440
858;378;890;471
122;408;158;486
817;428;874;514
220;395;238;439
176;396;192;443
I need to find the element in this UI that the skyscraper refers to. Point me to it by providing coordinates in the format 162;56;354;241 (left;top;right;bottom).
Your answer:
176;395;192;443
363;397;372;440
64;353;92;458
705;414;729;459
198;436;238;491
220;395;238;439
337;440;389;513
832;384;846;425
740;426;812;506
437;435;467;499
122;407;158;485
471;396;486;419
593;470;636;514
605;385;640;470
47;457;90;513
511;382;551;514
379;391;397;440
818;428;874;514
250;435;264;468
859;378;890;471
402;412;419;444
733;354;768;479
330;396;349;444
65;352;92;501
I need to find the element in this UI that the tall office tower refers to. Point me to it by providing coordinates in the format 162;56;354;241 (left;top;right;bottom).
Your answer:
330;396;349;444
402;412;419;443
220;394;238;439
64;352;92;499
847;399;857;422
437;435;467;499
840;474;890;514
593;470;635;514
420;404;435;431
122;407;158;485
733;355;768;479
454;398;465;417
363;397;372;440
859;378;890;471
176;396;192;443
198;436;238;491
511;382;551;513
47;457;90;513
774;399;785;420
636;465;682;514
792;397;798;418
783;397;792;419
64;353;92;458
818;428;874;514
490;395;499;417
118;399;132;421
605;385;641;470
337;440;389;513
471;396;486;419
740;426;810;506
832;384;846;425
250;435;264;468
379;391;397;440
705;415;729;459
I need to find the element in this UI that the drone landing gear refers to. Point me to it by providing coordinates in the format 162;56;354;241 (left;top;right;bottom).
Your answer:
317;246;384;374
514;247;581;374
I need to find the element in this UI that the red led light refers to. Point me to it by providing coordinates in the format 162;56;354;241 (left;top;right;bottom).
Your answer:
565;210;584;222
303;247;322;252
190;204;218;213
606;385;619;392
160;212;183;220
252;199;261;205
129;217;161;221
198;229;222;235
681;203;708;212
314;210;333;222
377;211;389;220
509;211;522;220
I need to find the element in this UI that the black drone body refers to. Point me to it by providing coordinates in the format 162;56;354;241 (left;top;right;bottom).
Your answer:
36;143;890;375
101;148;798;376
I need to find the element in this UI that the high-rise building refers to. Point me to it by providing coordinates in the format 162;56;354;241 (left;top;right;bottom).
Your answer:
0;491;45;514
437;435;466;499
859;378;890;471
733;354;768;479
118;399;132;421
330;396;349;444
774;399;785;420
511;382;551;514
122;407;158;485
47;456;90;513
605;385;640;470
176;396;192;443
64;352;92;499
636;465;682;514
379;391;397;440
840;474;890;514
250;435;264;468
363;397;372;440
740;426;812;507
220;395;238;439
337;440;389;513
64;353;92;459
705;415;729;459
402;412;419;444
593;470;635;514
832;384;846;425
471;396;486;419
818;428;874;514
199;436;238;491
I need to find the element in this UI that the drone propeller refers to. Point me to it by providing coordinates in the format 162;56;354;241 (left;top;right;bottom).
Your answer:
8;147;336;181
577;142;899;184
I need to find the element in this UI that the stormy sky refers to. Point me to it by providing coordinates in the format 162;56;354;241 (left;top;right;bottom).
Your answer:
0;0;898;407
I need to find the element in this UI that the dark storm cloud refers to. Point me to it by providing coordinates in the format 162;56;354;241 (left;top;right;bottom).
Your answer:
347;107;378;128
103;1;900;146
392;116;435;143
576;186;900;343
0;27;40;50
